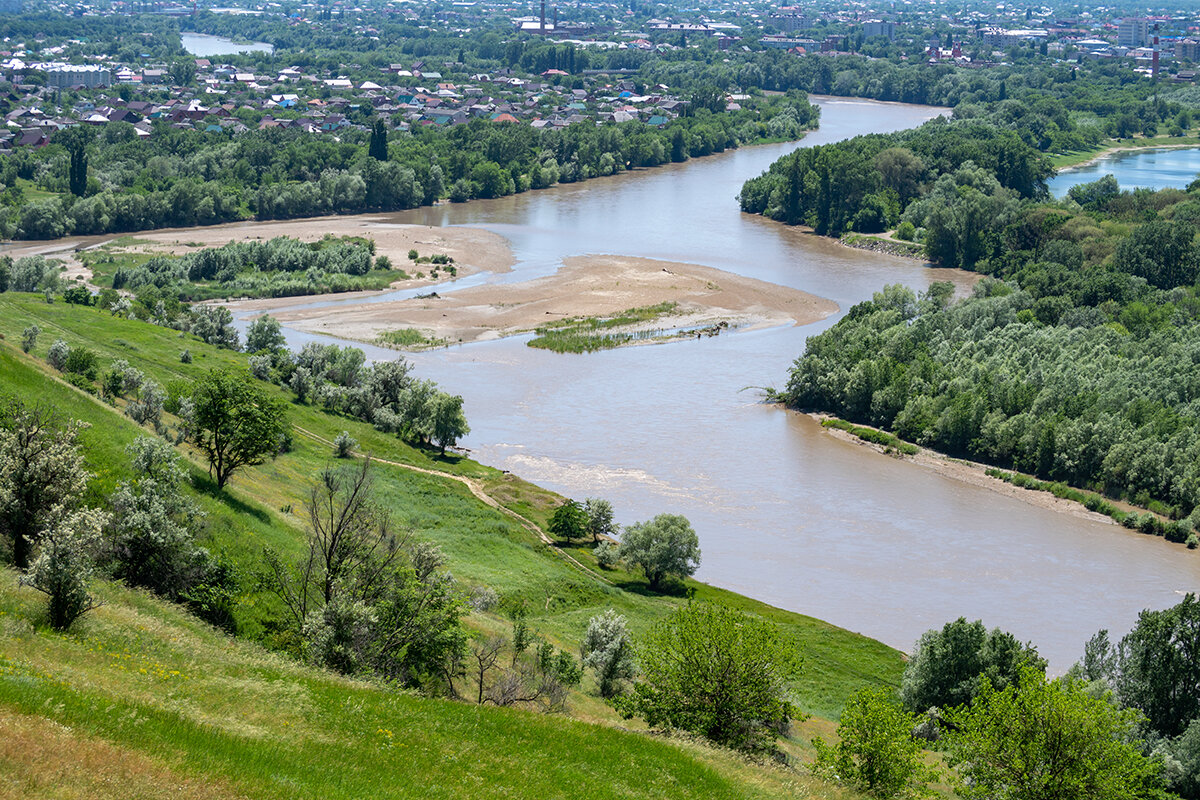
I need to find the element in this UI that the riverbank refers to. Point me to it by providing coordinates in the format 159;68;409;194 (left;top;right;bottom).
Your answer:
232;254;840;349
803;411;1177;530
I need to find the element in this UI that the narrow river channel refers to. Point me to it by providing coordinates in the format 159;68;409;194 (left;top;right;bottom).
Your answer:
237;97;1200;668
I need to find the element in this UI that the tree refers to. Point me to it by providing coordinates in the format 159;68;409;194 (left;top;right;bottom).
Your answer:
1112;593;1200;737
267;459;466;689
548;499;588;542
190;306;241;351
619;602;798;753
21;507;107;630
55;127;93;198
190;368;288;489
245;314;286;354
812;688;937;798
945;667;1165;800
900;617;1046;712
0;401;89;569
368;119;389;161
429;392;469;455
583;497;617;543
618;513;701;590
581;608;636;698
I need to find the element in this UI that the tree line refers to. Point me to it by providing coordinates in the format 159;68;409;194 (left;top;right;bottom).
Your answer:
2;94;816;240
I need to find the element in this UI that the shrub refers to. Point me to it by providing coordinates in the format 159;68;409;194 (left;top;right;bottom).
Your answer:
179;349;192;364
581;609;636;698
595;541;621;569
20;508;107;631
1187;533;1198;549
812;688;937;798
20;325;39;353
47;338;70;371
63;347;99;380
408;249;419;261
126;381;165;430
333;430;357;458
896;220;917;241
376;255;392;270
619;602;798;753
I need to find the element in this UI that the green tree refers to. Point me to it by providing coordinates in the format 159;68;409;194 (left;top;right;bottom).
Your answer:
0;401;89;569
20;507;107;631
812;688;937;798
190;369;288;489
945;667;1165;800
429;392;469;456
617;513;701;590
619;603;798;753
1113;593;1200;737
583;497;617;543
548;498;588;542
55;126;93;198
368;119;389;161
245;314;286;354
901;617;1046;712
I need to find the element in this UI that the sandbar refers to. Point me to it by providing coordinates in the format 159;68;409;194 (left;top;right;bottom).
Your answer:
241;254;840;348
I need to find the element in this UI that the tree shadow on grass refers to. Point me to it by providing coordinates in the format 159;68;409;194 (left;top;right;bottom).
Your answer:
191;474;271;524
611;577;690;599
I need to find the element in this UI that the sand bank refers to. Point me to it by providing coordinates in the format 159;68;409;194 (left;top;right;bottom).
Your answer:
244;254;840;347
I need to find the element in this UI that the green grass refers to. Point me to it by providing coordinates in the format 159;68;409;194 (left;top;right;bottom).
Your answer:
0;293;906;797
376;327;447;350
0;572;774;800
528;302;687;353
820;418;919;457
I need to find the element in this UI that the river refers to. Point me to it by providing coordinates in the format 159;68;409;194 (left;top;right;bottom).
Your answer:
1049;145;1200;198
230;97;1198;668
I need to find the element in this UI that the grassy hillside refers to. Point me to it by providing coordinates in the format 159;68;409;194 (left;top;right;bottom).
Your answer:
0;293;904;798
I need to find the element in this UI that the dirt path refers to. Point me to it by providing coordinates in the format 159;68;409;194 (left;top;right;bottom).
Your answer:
292;426;612;585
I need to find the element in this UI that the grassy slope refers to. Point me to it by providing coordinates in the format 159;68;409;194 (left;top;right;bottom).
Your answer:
0;293;902;798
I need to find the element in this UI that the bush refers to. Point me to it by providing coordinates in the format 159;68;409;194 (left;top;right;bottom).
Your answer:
333;430;357;458
812;688;937;798
618;602;798;753
126;381;165;430
63;347;99;380
595;541;620;569
20;509;107;631
20;325;39;353
896;220;917;241
47;338;70;371
180;348;192;364
1187;533;1199;549
581;609;637;698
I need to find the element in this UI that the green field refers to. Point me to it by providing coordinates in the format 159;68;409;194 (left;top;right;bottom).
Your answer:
0;293;905;798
